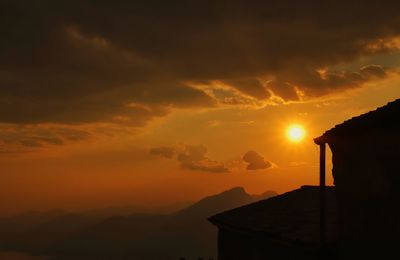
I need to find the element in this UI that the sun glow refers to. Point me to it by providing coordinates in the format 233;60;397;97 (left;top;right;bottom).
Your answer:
286;124;306;142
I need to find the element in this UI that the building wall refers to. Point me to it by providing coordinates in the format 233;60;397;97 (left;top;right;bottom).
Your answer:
328;132;400;252
217;228;319;260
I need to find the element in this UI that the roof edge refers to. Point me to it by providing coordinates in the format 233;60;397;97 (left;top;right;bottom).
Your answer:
313;136;326;145
313;98;400;144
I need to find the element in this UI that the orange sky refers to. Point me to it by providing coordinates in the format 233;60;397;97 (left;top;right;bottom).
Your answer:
2;76;400;215
1;1;400;216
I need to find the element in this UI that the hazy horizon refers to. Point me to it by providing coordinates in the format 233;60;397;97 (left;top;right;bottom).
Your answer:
0;185;280;217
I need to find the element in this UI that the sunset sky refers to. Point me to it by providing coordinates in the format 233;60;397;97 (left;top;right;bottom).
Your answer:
1;1;400;216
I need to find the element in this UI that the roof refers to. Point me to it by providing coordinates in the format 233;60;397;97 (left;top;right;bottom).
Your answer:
314;98;400;144
208;186;337;247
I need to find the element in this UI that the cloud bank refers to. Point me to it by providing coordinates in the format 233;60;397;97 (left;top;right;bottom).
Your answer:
151;145;273;172
0;0;399;126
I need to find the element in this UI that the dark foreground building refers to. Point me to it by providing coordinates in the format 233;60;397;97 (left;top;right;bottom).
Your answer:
314;98;400;255
209;99;400;259
209;186;337;260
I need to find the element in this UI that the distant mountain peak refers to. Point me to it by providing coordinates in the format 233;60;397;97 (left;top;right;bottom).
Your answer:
220;186;247;195
0;187;277;260
173;186;276;219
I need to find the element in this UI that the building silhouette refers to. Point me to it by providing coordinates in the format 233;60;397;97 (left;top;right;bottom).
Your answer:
209;99;400;259
209;186;337;259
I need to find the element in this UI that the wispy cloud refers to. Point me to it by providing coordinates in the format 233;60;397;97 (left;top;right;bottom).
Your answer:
150;144;229;173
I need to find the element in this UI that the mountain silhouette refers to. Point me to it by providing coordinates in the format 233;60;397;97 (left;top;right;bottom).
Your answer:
0;187;276;260
0;209;66;247
173;187;256;218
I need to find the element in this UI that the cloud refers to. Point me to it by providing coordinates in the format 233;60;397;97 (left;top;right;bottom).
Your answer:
150;144;229;173
149;146;175;158
150;146;273;172
0;0;399;127
177;145;229;173
266;64;390;99
223;79;270;100
242;151;272;170
0;124;91;152
360;65;387;78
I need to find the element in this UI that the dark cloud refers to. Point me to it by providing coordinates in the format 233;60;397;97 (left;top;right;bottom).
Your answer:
360;65;387;78
243;151;272;170
177;145;229;173
268;65;389;99
150;144;229;173
0;125;91;150
0;0;399;125
149;146;175;158
223;79;270;100
18;139;44;148
54;128;92;141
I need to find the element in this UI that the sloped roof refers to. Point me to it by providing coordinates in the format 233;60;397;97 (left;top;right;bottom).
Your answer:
314;98;400;144
208;186;337;247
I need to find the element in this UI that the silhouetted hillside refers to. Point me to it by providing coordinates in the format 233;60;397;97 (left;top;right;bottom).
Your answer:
0;187;277;260
5;213;99;253
0;210;66;247
82;201;192;218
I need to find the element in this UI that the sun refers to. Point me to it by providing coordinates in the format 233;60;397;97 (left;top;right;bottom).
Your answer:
286;124;306;142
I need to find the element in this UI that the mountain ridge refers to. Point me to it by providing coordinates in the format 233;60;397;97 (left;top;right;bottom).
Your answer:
0;187;277;260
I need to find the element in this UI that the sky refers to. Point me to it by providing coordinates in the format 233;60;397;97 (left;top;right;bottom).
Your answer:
1;0;400;216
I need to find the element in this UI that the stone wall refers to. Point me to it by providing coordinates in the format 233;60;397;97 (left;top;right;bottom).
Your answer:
217;228;320;260
328;132;400;252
